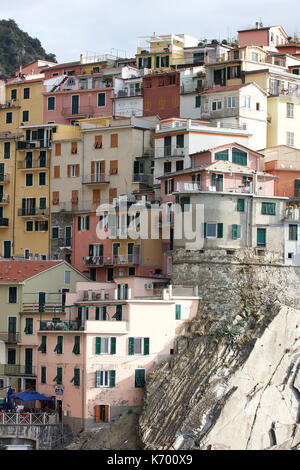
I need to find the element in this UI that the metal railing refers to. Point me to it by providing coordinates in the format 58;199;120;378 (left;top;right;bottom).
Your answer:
176;182;252;194
82;173;109;184
0;364;37;376
17;159;50;170
155;146;187;158
132;174;152;184
39;320;81;331
0;174;10;183
21;303;65;314
18;208;49;217
0;99;20;109
0;412;57;425
0;194;9;203
0;332;19;343
62;105;94;117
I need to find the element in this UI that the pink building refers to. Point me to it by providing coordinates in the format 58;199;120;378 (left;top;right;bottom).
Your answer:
36;277;200;431
238;24;288;49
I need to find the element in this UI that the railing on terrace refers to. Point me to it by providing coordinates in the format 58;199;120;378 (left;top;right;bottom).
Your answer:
21;303;66;314
83;254;139;266
155;146;187;158
39;319;81;331
62;105;94;117
0;364;37;376
82;173;110;184
132;174;152;184
176;182;252;193
0;412;57;425
283;207;300;221
17;140;51;150
0;332;20;343
0;100;20;109
56;200;98;212
0;194;9;203
18;208;49;217
17;159;50;170
114;89;143;98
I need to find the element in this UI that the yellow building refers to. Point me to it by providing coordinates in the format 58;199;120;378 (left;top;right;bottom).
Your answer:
136;33;198;70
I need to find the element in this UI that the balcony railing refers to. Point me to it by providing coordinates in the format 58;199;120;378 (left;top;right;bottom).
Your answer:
51;237;72;247
132;173;153;185
83;253;139;266
0;99;20;109
0;412;57;425
155;146;187;158
0;218;9;227
0;332;20;343
0;174;10;183
62;105;94;117
283;207;300;221
0;364;37;376
21;303;65;314
114;89;143;98
17;140;51;150
17;159;50;170
0;194;9;203
18;208;49;217
82;173;110;184
39;320;81;331
176;182;252;194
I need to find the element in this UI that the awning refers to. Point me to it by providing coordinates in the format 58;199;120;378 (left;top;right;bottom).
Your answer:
11;390;53;402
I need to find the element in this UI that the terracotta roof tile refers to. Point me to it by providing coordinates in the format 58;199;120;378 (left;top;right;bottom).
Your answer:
0;260;63;283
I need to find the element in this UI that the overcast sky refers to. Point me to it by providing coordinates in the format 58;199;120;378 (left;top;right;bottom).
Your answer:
1;0;299;63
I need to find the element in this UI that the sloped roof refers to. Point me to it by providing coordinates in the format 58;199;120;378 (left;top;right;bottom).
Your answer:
0;260;64;283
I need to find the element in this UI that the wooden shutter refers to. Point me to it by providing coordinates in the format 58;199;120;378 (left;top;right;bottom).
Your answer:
110;337;116;355
71;190;78;202
52;191;59;205
95;404;101;422
109;370;116;388
110;134;118;148
176;304;181;320
109;188;117;204
144;338;150;355
202;222;207;238
109;160;118;175
67;165;71;177
76;164;80;177
93;189;100;204
100;160;105;174
86;216;90;230
91;161;95;176
71;141;77;154
55;143;61;156
96;337;101;354
54;166;60;178
94;135;102;149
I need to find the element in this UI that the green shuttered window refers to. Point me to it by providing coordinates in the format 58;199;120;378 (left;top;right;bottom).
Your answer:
135;369;146;388
261;202;276;215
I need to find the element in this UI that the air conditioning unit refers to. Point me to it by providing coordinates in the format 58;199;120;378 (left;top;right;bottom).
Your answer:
145;283;153;289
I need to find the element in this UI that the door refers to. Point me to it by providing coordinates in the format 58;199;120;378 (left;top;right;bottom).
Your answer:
25;348;33;375
61;288;69;309
100;405;109;422
164;136;171;157
113;243;120;264
57;400;63;423
257;228;266;247
8;317;16;343
3;240;11;258
39;292;46;312
71;95;79;115
107;268;114;282
128;243;134;263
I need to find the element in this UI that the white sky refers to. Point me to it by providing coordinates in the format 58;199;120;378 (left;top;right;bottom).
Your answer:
1;0;299;63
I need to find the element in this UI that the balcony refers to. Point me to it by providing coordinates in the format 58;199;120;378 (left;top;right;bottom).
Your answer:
0;174;10;183
83;253;139;267
176;182;253;194
17;140;51;150
39;319;81;331
82;173;110;185
114;89;143;98
0;332;20;343
0;412;57;426
155;146;187;159
0;99;20;109
283;207;300;221
61;105;94;118
0;194;9;204
17;158;50;170
57;200;98;213
132;173;153;185
0;218;9;227
0;364;37;376
21;303;65;314
18;208;49;217
51;237;72;248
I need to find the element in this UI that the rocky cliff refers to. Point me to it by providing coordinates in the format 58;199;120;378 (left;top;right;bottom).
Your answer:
138;249;300;450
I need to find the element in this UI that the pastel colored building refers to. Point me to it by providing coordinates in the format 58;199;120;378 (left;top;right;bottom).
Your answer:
36;277;200;431
238;23;288;50
143;71;180;119
0;260;87;401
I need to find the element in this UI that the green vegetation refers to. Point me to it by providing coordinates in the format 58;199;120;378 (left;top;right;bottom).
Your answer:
0;19;57;78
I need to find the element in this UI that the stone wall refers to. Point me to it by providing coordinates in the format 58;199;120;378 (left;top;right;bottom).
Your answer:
138;248;300;450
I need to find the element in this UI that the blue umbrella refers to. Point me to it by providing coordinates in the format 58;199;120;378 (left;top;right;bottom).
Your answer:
11;390;53;402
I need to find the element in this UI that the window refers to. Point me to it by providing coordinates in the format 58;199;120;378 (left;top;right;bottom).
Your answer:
54;336;63;354
287;132;295;146
109;160;118;175
39;151;46;167
96;337;116;355
287;103;294;119
94;135;103;149
77;215;90;231
71;142;77;154
38;336;47;354
52;191;59;205
96;370;115;388
232;224;242;239
8;348;16;365
98;93;106;107
68;164;79;177
195;95;201;108
39;172;46;186
232;147;247;166
64;270;71;284
71;368;80;386
227;96;236;108
257;228;266;247
180;196;190;212
164;179;174;195
55;143;61;156
176;134;184;148
41;366;46;384
128;337;149;355
24;318;33;335
6;112;12;124
35;220;48;231
26;221;34;232
22;110;29;122
54;367;63;385
289;224;298;241
72;336;80;355
39;197;46;210
261;202;276;215
110;134;118;148
135;369;146;388
48;97;55;110
212;100;222;111
25;173;33;187
237;198;245;212
214;149;229;161
203;222;223;238
9;287;17;303
242;96;251;108
11;89;17;100
4;142;10;159
256;102;260;111
175;304;181;320
51;224;58;239
23;88;30;99
176;160;183;171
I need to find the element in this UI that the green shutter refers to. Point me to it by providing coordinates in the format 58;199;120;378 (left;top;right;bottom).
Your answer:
73;336;80;355
180;197;190;212
144;338;150;355
156;56;160;68
54;336;63;354
95;337;101;354
176;304;181;320
98;93;105;106
41;366;46;384
71;368;80;386
96;370;101;387
237;198;245;212
57;367;62;385
38;335;47;353
138;57;143;69
128;337;134;355
86;216;90;230
217;223;223;238
4;142;10;159
109;370;116;388
232;224;238;240
77;216;81;231
110;337;116;355
166;55;169;67
262;202;276;215
24;318;33;334
202;222;207;238
195;96;201;108
214;150;229;161
135;369;146;388
212;173;217;187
